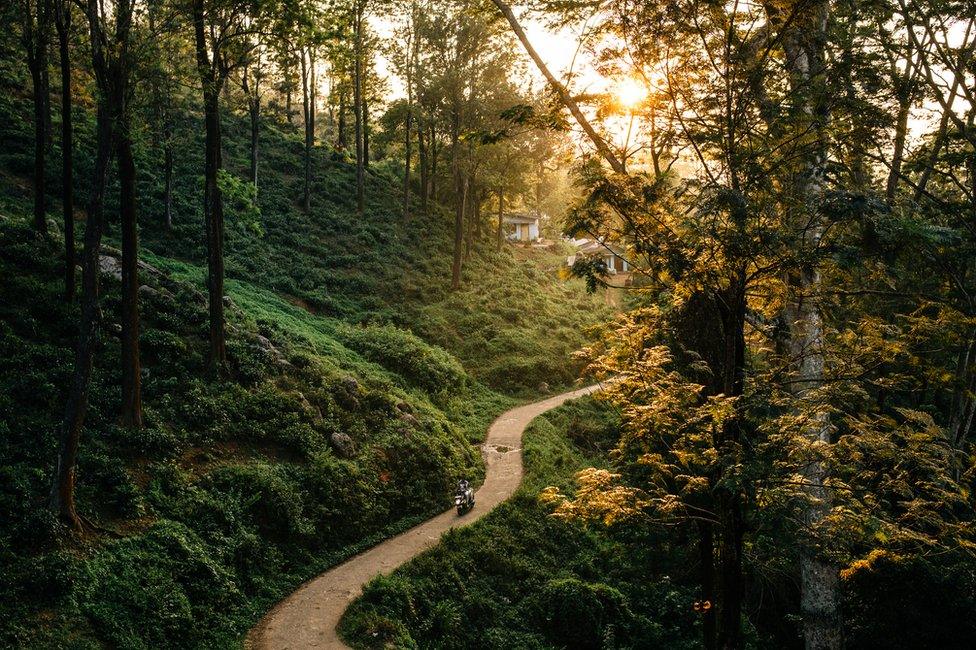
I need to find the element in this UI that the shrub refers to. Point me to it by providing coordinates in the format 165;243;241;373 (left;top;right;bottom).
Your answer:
342;324;468;394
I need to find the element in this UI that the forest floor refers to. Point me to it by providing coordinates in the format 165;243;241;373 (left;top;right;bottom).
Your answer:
246;384;601;649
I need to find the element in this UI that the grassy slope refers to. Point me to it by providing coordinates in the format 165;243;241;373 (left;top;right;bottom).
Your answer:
0;46;610;650
338;398;701;650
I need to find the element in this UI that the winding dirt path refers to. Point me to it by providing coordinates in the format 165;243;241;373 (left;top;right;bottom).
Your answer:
247;384;600;649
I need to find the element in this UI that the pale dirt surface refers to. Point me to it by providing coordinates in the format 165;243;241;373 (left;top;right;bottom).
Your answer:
246;384;601;649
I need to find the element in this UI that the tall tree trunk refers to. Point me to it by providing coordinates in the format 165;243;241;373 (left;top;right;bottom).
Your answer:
429;125;438;200
464;177;473;261
417;115;428;212
49;0;116;529
117;130;142;428
337;89;347;149
403;103;412;220
353;5;365;215
474;189;482;239
50;105;112;531
698;521;718;650
496;190;504;251
782;3;842;647
451;113;464;290
714;275;748;650
301;47;311;212
163;124;173;228
193;0;227;374
362;97;370;169
242;63;260;190
26;0;50;234
885;52;917;202
55;0;73;300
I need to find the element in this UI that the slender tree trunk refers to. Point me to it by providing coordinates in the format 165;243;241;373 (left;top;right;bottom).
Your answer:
242;63;260;190
117;131;142;428
55;0;73;300
430;125;438;200
28;20;49;234
353;5;365;215
163;124;173;228
885;78;913;202
362;97;370;169
50;106;112;531
474;189;482;239
464;177;473;261
496;190;504;251
403;102;412;220
451;113;464;289
193;0;227;374
301;47;311;212
490;0;624;173
337;89;347;149
698;521;717;650
49;0;116;527
417;115;428;212
783;3;842;647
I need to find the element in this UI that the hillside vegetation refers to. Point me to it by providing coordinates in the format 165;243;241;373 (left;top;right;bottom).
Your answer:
338;398;701;650
0;72;610;647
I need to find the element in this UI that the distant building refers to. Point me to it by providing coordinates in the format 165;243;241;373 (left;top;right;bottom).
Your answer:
503;213;541;242
566;239;630;274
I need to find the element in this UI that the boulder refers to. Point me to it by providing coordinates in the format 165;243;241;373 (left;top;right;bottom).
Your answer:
329;431;355;458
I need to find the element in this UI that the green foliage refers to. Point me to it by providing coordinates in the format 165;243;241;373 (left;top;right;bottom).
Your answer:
341;324;468;394
338;399;700;650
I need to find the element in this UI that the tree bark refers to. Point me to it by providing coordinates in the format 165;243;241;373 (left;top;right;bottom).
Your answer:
451;110;464;290
496;190;504;251
242;61;260;190
353;4;365;215
25;0;51;234
362;97;370;169
55;0;73;300
117;131;142;428
49;0;117;530
50;106;112;530
163;126;173;228
782;3;842;647
337;88;347;149
698;521;718;650
301;47;312;212
417;115;428;211
193;0;227;374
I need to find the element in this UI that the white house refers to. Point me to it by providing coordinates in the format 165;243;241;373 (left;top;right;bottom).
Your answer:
567;239;630;273
503;213;541;242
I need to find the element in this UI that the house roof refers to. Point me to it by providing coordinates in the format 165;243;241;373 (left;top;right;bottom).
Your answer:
502;213;540;225
578;240;626;256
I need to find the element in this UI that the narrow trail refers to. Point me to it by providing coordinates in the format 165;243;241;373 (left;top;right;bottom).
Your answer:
247;384;601;649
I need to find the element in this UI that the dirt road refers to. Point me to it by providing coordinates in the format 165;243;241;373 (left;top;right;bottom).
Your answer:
247;384;600;649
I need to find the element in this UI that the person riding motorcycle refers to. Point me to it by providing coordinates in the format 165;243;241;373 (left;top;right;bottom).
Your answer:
455;479;474;514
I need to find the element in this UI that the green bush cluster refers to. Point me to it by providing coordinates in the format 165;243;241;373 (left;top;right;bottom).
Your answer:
341;324;468;395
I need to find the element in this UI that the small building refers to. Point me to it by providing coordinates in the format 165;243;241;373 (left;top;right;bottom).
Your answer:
503;213;541;242
567;239;630;274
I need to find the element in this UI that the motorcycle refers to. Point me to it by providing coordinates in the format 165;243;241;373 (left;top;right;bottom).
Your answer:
454;486;475;515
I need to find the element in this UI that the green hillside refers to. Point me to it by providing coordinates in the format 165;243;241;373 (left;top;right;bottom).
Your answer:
0;72;610;647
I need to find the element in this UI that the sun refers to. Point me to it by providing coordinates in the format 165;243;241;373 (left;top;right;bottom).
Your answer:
614;77;647;110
